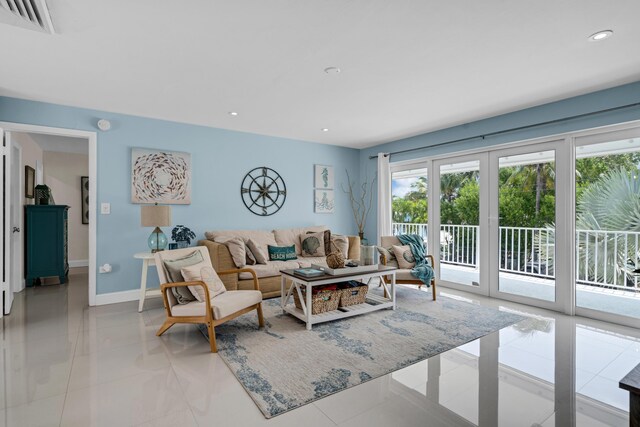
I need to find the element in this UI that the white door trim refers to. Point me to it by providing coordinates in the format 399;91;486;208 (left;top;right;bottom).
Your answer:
10;137;25;293
0;122;98;306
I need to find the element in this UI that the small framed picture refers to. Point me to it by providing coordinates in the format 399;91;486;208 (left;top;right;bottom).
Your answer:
314;189;335;214
25;166;35;199
168;243;178;250
314;165;334;189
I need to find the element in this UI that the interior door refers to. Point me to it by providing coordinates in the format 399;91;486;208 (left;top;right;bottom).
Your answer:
1;128;12;316
488;140;569;312
11;140;23;293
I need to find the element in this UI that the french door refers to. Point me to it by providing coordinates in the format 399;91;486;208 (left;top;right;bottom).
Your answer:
488;140;570;312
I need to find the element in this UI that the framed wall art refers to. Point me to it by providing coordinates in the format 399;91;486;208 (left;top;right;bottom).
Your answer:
314;165;334;189
131;148;191;204
25;165;35;199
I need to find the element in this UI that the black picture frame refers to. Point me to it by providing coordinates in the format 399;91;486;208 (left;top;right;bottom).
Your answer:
81;176;89;224
25;166;35;199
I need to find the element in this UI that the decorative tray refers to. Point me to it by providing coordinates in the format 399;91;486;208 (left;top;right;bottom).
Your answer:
311;262;379;276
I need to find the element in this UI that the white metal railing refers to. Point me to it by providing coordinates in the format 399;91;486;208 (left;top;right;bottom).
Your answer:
392;222;640;291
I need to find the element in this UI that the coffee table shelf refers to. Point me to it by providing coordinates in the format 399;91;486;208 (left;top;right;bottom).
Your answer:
280;266;397;330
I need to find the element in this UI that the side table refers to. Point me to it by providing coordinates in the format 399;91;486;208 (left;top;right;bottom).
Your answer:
134;252;161;312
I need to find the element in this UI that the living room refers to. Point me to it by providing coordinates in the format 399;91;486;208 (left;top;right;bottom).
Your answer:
2;1;640;426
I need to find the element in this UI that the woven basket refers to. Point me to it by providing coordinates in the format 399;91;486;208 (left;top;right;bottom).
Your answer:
293;288;341;314
338;283;368;307
325;240;346;269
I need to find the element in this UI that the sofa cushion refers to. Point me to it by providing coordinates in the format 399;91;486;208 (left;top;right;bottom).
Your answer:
392;245;416;269
301;232;326;257
206;229;277;257
170;290;262;320
223;237;247;268
273;226;327;254
268;245;297;261
180;265;226;302
296;256;327;268
239;260;301;279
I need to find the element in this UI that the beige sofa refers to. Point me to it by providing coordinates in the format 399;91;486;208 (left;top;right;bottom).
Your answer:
198;226;361;299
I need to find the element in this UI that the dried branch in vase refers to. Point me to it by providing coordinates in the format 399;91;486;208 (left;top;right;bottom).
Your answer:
341;169;376;240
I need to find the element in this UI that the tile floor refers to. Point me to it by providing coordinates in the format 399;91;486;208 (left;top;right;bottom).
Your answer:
1;269;638;426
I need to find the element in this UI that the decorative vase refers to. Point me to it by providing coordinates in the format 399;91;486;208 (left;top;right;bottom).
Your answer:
176;240;189;249
360;245;376;266
358;231;364;240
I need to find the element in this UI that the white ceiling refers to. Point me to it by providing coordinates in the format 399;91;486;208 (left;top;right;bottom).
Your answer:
24;132;88;154
1;1;639;149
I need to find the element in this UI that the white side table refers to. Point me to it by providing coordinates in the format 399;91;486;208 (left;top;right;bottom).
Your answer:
135;252;162;312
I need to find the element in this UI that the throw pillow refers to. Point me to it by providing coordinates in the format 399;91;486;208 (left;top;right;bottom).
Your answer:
223;237;246;268
392;245;416;269
268;245;297;261
162;250;203;304
301;232;326;257
246;239;268;264
331;235;349;258
377;246;396;264
180;264;226;302
245;245;257;265
307;229;331;254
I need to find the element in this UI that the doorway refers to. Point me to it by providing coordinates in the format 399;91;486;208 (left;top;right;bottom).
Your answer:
0;123;97;318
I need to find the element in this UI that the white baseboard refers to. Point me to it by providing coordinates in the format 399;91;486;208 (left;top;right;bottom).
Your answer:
69;259;89;268
95;289;139;306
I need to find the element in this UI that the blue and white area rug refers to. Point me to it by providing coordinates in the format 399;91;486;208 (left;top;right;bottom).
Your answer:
203;285;524;418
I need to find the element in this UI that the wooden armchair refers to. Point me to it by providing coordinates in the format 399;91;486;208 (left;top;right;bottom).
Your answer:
154;247;264;353
379;235;437;301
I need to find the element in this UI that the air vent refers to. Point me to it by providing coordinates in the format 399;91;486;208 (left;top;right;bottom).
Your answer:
0;0;54;34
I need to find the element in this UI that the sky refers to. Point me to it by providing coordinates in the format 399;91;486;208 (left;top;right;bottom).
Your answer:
392;177;418;198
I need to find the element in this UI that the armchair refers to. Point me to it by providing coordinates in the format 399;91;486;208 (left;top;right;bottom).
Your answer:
154;247;264;352
379;235;437;301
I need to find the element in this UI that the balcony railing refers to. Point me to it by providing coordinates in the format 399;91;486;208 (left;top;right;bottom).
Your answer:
392;222;640;292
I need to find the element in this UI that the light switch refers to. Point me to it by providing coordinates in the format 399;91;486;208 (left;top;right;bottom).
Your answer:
101;203;111;214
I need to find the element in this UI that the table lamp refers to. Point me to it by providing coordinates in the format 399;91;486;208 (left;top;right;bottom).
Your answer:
141;204;172;252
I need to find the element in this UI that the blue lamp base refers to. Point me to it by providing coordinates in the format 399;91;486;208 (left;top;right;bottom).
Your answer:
148;227;168;252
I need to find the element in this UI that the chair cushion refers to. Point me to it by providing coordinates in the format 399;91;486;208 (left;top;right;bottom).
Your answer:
392;245;416;269
239;260;301;279
395;269;419;281
381;236;401;247
180;265;226;302
170;290;262;320
377;246;396;264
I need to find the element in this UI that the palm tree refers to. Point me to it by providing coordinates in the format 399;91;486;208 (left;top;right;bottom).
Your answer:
505;162;555;215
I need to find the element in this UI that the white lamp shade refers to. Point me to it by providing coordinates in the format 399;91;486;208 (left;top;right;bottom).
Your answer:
141;205;171;227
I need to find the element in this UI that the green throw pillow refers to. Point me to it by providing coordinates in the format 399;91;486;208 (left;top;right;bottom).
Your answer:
162;250;204;304
268;245;297;261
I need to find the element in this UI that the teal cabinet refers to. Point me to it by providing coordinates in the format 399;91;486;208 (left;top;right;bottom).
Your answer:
25;205;69;286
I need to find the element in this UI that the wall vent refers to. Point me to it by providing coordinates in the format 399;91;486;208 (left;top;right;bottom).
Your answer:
0;0;54;34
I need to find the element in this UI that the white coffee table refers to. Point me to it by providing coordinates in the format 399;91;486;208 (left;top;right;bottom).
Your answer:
280;266;397;330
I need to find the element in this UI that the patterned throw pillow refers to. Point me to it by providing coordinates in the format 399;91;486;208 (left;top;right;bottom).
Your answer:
268;245;298;261
181;265;227;302
301;232;326;257
391;245;416;269
307;230;331;254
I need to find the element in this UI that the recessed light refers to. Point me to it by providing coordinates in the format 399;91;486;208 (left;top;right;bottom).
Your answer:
324;67;341;74
321;128;329;132
228;111;238;116
588;30;613;41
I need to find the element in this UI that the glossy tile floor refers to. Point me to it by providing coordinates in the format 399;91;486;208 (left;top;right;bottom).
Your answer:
1;269;638;426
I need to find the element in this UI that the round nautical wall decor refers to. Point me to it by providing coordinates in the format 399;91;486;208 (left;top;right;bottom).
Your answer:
241;167;287;216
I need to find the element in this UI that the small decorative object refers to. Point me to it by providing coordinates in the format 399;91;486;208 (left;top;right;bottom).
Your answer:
168;243;178;250
342;170;376;240
141;203;172;252
131;148;191;205
241;166;287;216
314;189;335;213
171;225;196;249
25;166;35;199
314;165;334;189
360;245;376;266
80;176;89;224
35;184;54;205
325;240;346;269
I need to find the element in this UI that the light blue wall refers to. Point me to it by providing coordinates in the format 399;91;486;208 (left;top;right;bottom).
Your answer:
360;81;640;244
0;97;360;295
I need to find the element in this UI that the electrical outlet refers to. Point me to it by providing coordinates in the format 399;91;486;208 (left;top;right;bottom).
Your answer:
101;203;111;214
